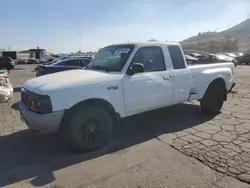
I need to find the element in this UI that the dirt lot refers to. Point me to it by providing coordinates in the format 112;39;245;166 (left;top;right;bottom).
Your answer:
0;65;250;187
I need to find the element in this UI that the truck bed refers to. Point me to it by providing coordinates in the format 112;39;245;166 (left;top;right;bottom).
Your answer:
188;62;235;100
188;62;234;71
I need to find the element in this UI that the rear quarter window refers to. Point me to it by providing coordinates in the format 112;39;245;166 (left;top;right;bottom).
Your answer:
168;46;186;69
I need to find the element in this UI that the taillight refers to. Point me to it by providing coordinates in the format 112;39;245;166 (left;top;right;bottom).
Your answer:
10;61;15;65
0;76;3;81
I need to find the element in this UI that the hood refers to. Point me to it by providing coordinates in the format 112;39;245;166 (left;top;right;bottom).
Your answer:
38;65;82;73
24;69;122;94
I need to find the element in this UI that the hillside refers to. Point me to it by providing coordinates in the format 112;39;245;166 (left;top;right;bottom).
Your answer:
181;18;250;53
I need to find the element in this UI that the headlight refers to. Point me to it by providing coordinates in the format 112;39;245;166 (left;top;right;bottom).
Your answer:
29;94;52;114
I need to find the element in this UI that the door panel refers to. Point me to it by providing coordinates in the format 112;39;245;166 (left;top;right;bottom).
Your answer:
123;71;174;114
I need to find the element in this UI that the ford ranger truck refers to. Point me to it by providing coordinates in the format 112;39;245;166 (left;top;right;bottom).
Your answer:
19;42;235;151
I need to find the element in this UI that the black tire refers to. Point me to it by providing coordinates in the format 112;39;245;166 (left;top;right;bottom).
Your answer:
200;83;225;114
62;105;113;152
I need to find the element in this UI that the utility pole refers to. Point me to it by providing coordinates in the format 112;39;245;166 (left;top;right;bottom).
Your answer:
247;13;249;19
8;46;10;51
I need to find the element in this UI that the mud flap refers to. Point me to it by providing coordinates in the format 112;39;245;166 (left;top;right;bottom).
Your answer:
224;89;227;101
228;82;236;93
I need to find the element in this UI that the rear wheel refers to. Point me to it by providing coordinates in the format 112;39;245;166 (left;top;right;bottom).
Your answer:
200;83;225;114
62;105;113;152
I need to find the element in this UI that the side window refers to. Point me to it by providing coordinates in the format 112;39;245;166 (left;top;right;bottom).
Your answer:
67;60;80;66
130;46;165;72
168;46;186;69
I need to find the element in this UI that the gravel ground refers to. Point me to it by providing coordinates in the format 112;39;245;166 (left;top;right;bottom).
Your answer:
159;66;250;183
0;65;250;187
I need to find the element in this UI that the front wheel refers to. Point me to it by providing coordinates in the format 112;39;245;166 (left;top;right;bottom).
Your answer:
200;83;225;114
63;106;113;152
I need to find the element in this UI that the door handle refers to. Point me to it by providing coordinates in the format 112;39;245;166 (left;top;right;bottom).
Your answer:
162;76;171;80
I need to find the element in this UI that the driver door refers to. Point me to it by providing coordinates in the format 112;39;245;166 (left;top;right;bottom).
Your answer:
123;46;174;115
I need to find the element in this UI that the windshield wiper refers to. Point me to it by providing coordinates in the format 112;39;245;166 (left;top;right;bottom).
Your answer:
90;65;110;72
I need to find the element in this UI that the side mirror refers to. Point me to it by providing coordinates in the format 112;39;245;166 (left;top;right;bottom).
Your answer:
127;63;144;75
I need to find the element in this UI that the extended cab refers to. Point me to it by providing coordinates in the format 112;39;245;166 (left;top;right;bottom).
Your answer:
19;42;235;151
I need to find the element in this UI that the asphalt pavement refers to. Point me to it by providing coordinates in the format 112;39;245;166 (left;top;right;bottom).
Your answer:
0;64;249;188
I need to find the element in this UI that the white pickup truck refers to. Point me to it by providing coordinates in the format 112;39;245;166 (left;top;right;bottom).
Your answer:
19;42;235;151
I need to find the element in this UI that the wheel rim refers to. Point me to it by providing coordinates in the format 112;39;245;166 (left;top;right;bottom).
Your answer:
78;120;102;145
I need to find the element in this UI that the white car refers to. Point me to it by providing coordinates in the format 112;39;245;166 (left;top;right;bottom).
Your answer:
19;42;235;151
0;70;13;103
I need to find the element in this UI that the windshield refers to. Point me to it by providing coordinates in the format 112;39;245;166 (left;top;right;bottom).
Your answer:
87;45;135;72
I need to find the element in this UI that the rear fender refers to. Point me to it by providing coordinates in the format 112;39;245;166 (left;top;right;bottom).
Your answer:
201;67;232;97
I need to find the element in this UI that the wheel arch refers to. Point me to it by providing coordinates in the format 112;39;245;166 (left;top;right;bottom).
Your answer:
62;98;121;126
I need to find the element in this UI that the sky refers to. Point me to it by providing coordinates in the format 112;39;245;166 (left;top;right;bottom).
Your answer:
0;0;249;53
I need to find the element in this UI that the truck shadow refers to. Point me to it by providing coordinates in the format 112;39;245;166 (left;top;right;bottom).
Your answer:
0;103;216;187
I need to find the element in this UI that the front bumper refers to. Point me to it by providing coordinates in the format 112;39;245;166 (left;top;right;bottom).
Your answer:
19;102;64;134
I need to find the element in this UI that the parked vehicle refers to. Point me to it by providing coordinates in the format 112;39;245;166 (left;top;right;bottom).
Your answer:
196;54;208;60
185;55;198;65
46;57;55;62
186;53;201;58
0;70;13;103
35;58;92;76
224;53;237;58
197;54;237;66
235;53;250;65
16;58;28;64
234;52;244;57
40;56;72;66
38;58;48;64
27;58;38;64
19;42;235;151
0;57;15;71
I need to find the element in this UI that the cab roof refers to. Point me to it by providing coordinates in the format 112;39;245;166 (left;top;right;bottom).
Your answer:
108;41;180;47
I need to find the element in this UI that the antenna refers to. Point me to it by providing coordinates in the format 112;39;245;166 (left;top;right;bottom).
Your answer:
79;31;82;52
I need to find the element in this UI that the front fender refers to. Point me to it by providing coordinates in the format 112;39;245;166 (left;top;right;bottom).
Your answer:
48;82;126;117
